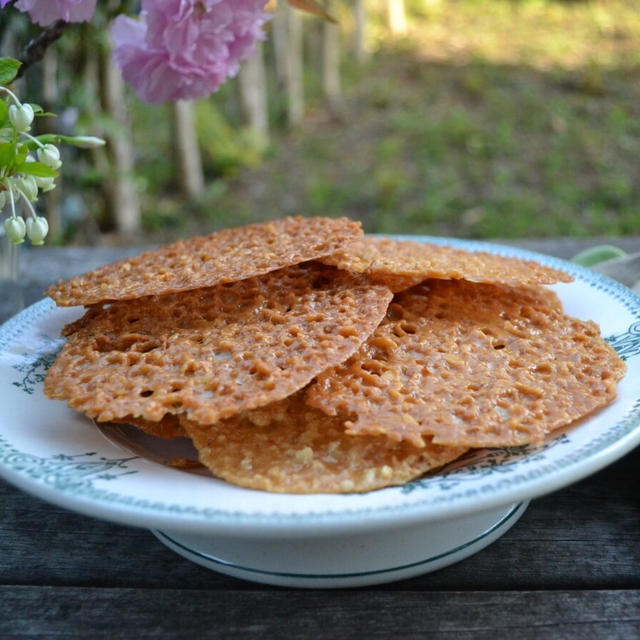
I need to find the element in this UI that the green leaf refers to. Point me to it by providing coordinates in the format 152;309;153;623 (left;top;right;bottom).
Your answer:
0;141;16;166
60;135;105;148
29;133;104;149
0;58;21;86
0;100;7;127
571;245;628;267
25;104;55;118
14;144;28;164
32;134;58;145
14;161;58;178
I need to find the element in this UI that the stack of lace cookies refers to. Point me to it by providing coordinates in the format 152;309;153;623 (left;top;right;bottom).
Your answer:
44;217;626;493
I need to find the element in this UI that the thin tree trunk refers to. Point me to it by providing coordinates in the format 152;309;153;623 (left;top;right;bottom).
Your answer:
354;0;368;63
238;43;269;141
387;0;407;35
272;3;289;91
171;100;205;200
40;48;62;238
288;5;304;125
323;0;343;116
42;46;57;104
99;47;141;235
273;2;304;127
82;43;105;242
0;18;16;58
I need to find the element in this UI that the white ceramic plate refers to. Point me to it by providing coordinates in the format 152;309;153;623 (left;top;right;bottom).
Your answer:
1;237;640;543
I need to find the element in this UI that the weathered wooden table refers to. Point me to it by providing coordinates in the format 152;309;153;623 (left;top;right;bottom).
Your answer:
1;239;639;638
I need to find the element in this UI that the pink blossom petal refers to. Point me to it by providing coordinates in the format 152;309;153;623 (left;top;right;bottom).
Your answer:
14;0;97;26
111;0;271;104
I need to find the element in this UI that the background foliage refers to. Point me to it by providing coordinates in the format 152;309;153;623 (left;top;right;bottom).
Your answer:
4;0;640;244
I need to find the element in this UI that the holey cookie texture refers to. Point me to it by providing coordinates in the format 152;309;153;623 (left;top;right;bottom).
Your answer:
321;237;573;292
44;263;393;425
181;392;467;494
46;216;363;307
307;280;625;448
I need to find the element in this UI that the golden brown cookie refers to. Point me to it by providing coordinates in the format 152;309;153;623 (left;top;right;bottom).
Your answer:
307;280;624;448
321;237;573;288
47;216;363;306
45;263;393;425
181;392;467;493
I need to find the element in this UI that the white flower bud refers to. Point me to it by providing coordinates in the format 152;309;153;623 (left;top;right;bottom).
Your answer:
26;215;49;246
4;216;26;244
8;103;34;133
35;176;55;192
69;136;106;149
37;144;61;169
14;175;39;202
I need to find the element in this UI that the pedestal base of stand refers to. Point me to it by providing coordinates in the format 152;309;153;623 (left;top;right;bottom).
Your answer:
153;501;528;588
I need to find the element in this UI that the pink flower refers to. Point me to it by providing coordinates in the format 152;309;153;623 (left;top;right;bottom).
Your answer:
111;0;271;104
11;0;97;26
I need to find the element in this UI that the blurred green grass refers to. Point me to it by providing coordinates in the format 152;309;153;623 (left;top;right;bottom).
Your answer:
139;0;640;239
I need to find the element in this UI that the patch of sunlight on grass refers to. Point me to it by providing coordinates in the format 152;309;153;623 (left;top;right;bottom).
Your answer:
177;0;640;240
402;0;640;71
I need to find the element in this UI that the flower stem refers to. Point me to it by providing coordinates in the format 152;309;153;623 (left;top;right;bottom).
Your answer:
13;186;37;219
0;86;21;106
4;179;17;218
22;132;45;149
